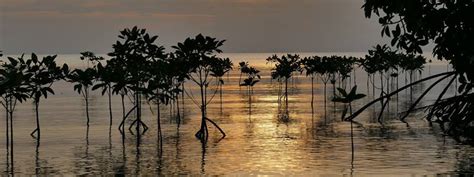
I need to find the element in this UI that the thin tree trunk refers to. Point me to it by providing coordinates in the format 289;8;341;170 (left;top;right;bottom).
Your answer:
169;99;172;121
379;73;384;119
285;77;289;113
277;79;282;111
108;86;113;129
353;67;356;86
248;86;251;109
220;81;223;112
5;101;9;157
9;104;14;172
311;77;314;110
380;72;384;97
349;103;354;168
348;77;351;90
338;74;341;88
396;75;399;114
249;86;252;119
157;101;162;152
120;94;125;132
176;92;181;127
367;74;370;95
181;84;185;117
136;91;141;134
387;75;390;111
85;89;90;127
332;74;336;96
196;83;207;141
311;77;314;124
204;81;209;141
372;75;375;98
35;100;40;139
410;71;413;103
324;83;327;123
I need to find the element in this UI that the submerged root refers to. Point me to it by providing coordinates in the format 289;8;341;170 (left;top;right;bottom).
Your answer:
30;128;38;138
205;117;226;138
118;106;137;133
195;124;209;143
195;117;226;143
128;119;148;135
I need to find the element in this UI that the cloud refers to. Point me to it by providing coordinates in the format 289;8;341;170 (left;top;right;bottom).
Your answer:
5;10;214;21
0;0;385;54
1;0;218;20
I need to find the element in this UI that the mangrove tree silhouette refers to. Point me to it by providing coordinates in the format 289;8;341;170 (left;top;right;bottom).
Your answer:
172;34;229;142
266;54;302;117
347;0;474;142
27;53;67;140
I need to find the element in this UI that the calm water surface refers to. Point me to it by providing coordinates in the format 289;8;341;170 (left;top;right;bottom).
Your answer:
0;53;473;176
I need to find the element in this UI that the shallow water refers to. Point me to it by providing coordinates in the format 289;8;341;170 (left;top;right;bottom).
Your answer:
0;53;473;176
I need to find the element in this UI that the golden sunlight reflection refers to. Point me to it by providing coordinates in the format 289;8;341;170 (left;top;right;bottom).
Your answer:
0;54;472;176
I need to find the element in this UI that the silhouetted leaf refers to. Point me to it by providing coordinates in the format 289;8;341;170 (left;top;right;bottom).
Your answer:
353;94;366;100
337;88;347;97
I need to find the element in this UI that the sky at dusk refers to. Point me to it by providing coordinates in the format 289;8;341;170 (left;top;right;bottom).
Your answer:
0;0;388;54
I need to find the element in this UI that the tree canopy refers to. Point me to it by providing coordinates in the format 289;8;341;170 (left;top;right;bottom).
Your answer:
364;0;474;80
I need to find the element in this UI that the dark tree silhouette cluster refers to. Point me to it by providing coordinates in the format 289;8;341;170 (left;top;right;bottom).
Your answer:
172;34;232;143
266;54;302;117
0;53;68;173
0;27;234;157
352;0;473;142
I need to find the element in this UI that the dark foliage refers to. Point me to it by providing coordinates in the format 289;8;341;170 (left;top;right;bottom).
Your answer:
361;0;474;141
172;34;229;142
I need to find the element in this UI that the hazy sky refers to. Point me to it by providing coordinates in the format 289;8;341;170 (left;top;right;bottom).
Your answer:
0;0;387;54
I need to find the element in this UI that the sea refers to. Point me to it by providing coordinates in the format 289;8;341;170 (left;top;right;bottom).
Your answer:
0;52;472;176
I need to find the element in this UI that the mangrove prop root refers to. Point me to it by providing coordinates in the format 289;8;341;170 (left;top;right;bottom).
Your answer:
195;127;208;143
427;75;457;121
205;117;226;138
128;119;148;135
118;106;137;132
400;74;453;122
194;117;226;143
30;128;38;137
128;119;138;133
344;72;455;121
